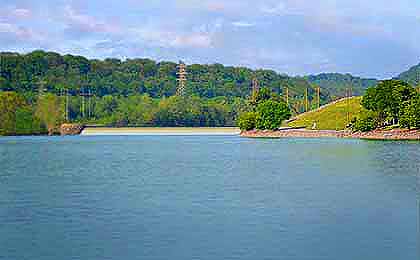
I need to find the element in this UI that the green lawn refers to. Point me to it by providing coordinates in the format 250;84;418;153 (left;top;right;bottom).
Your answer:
287;97;363;130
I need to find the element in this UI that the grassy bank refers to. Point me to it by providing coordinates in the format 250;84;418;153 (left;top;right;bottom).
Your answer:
288;97;363;130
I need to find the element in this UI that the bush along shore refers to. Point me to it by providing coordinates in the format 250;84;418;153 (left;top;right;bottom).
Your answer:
237;80;420;140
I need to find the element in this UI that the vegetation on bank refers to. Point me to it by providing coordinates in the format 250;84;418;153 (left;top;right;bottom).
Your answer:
353;80;420;131
0;50;331;136
237;88;291;131
287;97;363;130
305;73;377;98
0;50;325;111
2;50;419;136
0;91;248;135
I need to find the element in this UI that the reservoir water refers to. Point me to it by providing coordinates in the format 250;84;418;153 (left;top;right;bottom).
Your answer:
0;136;418;260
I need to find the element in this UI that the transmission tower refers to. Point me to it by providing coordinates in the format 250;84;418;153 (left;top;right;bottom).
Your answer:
176;61;187;96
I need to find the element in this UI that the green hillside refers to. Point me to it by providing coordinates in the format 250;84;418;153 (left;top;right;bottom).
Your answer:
306;73;377;98
0;50;319;103
287;96;363;130
397;63;420;86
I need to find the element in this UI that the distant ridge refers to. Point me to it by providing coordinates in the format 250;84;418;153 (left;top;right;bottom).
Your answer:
397;63;420;86
305;73;377;98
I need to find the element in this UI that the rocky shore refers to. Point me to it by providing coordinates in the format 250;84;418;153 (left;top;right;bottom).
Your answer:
240;128;420;140
60;124;85;136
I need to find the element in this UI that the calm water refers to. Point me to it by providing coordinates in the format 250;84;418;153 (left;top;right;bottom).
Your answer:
0;136;419;260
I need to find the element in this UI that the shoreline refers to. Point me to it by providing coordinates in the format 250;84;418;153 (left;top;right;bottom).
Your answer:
81;127;241;136
240;128;420;140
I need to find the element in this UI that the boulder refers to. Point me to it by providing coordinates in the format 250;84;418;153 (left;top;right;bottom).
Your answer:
60;124;84;136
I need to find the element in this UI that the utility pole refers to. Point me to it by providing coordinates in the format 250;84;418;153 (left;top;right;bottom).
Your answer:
251;77;260;102
65;88;69;122
176;61;187;96
346;88;351;125
88;88;91;118
80;87;93;120
81;87;85;119
37;79;47;97
305;88;309;112
286;87;289;106
316;87;320;109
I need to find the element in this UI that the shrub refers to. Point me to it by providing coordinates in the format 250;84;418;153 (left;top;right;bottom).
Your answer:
237;112;257;131
353;110;379;132
399;97;420;129
255;100;291;130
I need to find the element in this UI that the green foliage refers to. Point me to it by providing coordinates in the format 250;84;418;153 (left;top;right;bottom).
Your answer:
399;96;420;129
0;51;326;102
255;100;291;130
0;91;26;135
0;91;46;135
397;63;420;86
306;73;377;97
362;80;416;124
352;110;379;132
36;93;64;135
237;112;257;131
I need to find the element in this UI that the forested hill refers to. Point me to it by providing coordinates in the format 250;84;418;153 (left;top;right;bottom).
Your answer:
0;50;315;101
397;63;420;86
305;73;378;98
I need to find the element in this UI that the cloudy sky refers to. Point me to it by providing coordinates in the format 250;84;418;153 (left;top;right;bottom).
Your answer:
1;0;420;78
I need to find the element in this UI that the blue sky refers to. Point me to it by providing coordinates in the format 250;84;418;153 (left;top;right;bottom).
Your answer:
1;0;420;78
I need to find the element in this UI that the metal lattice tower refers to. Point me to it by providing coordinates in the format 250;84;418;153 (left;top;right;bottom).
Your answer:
176;61;187;96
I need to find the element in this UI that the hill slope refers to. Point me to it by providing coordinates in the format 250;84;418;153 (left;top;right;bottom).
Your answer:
397;63;420;86
0;50;320;103
306;73;377;98
287;96;363;130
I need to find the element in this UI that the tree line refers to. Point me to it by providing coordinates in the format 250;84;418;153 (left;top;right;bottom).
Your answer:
353;80;420;131
0;91;249;135
0;50;320;102
0;50;334;135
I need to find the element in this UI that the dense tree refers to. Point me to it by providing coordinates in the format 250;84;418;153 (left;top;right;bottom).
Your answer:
35;93;64;135
355;80;420;131
0;50;328;103
0;92;27;135
237;112;257;131
399;95;420;129
352;110;379;132
361;80;416;124
255;100;291;130
0;91;44;135
306;73;377;98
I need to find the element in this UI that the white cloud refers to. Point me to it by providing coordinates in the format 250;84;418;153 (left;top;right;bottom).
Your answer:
12;8;32;19
171;33;212;48
131;27;212;48
63;5;120;34
0;22;32;38
232;21;255;27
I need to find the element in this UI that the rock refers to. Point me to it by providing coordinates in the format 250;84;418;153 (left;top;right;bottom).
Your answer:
60;124;84;136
